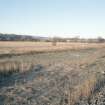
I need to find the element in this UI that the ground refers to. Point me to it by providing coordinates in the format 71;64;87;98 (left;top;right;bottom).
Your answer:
0;42;105;105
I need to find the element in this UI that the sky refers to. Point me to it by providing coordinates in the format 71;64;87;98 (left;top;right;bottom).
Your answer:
0;0;105;38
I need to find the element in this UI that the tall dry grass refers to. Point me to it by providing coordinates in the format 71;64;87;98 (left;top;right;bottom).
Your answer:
0;61;35;77
65;72;105;105
65;74;97;105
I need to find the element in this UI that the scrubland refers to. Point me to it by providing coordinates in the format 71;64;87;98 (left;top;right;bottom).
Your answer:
0;42;105;105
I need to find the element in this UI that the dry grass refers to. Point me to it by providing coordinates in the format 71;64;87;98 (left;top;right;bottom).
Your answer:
0;41;105;105
0;41;105;55
0;61;35;77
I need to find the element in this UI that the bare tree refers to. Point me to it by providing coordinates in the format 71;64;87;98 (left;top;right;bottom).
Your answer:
52;37;57;46
97;36;105;43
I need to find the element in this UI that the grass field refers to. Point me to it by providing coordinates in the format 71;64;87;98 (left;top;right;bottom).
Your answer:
0;41;105;55
0;41;105;105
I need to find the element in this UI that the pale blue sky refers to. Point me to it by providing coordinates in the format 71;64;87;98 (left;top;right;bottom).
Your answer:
0;0;105;38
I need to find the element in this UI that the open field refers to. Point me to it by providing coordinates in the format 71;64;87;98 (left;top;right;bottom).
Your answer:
0;41;105;55
0;42;105;105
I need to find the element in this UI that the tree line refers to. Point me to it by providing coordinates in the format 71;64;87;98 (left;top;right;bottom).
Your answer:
0;33;104;43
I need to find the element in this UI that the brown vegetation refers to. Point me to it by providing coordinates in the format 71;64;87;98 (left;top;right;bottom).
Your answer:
0;42;105;105
0;41;105;55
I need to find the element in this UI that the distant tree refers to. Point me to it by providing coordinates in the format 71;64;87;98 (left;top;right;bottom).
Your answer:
97;36;105;43
71;36;80;42
52;37;57;46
